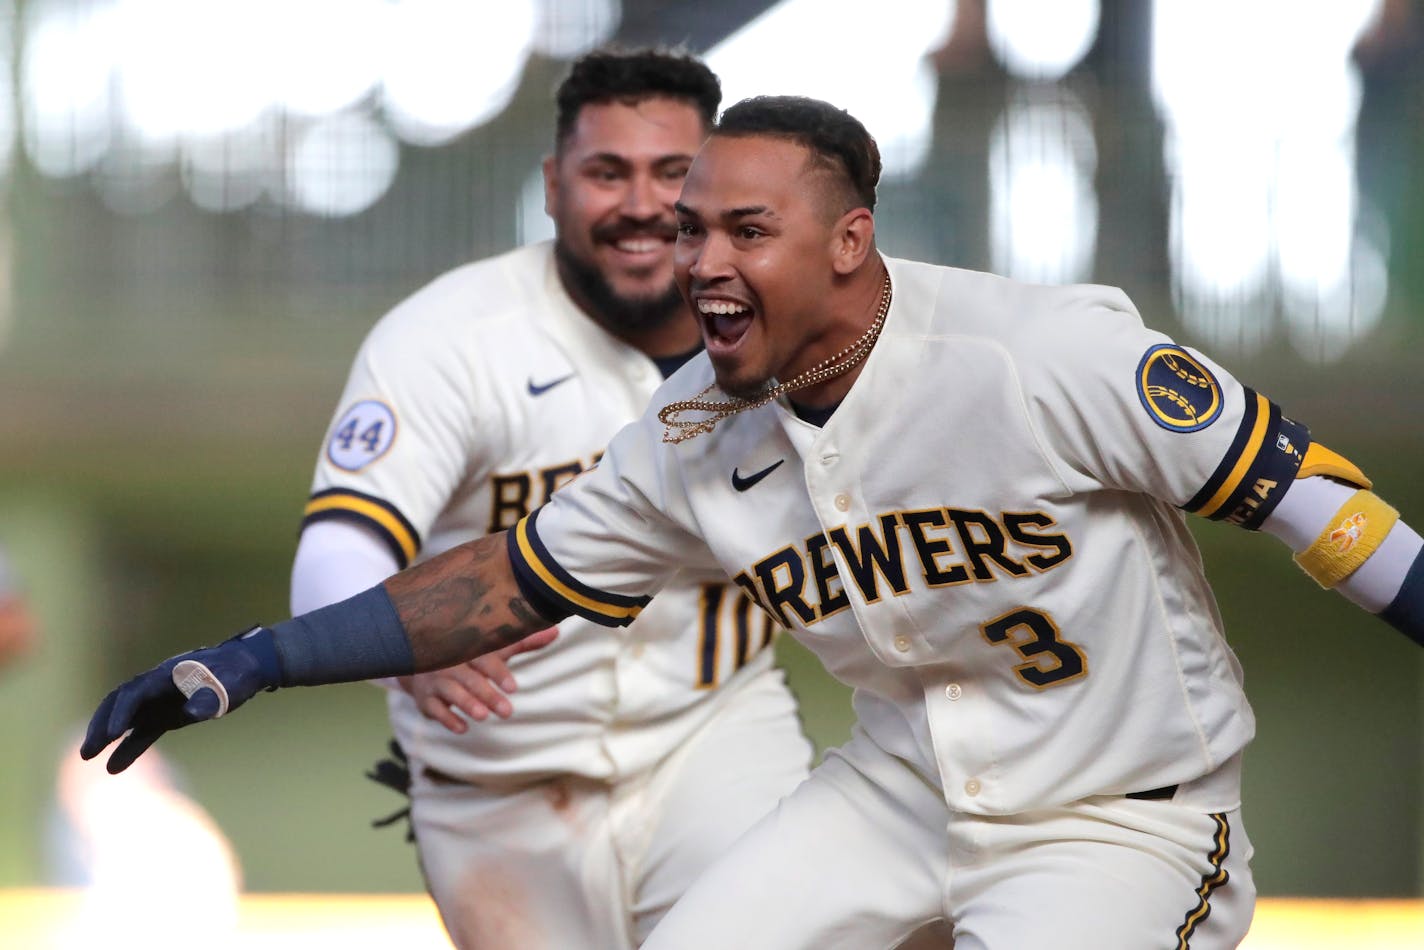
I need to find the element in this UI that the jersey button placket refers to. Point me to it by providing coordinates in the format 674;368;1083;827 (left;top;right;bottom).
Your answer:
833;493;851;512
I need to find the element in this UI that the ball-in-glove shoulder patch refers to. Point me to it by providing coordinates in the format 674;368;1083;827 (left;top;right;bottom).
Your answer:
1135;345;1222;432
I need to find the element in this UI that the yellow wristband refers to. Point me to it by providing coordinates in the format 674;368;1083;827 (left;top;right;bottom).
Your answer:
1293;490;1399;589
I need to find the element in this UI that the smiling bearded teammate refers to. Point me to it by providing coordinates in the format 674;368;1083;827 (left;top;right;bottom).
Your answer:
285;51;810;949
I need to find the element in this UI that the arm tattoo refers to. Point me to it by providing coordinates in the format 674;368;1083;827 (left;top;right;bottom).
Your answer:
386;532;547;671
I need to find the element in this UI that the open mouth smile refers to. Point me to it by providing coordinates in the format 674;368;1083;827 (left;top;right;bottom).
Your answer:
696;297;755;353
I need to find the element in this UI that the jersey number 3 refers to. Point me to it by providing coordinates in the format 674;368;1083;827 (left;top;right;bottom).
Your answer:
980;607;1088;689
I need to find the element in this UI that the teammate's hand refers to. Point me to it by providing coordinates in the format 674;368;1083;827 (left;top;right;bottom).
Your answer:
401;626;559;732
80;626;282;774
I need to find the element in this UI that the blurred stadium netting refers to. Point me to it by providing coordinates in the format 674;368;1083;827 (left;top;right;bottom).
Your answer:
0;0;1421;941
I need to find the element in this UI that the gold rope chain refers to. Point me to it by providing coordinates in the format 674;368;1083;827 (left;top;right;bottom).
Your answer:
657;271;893;444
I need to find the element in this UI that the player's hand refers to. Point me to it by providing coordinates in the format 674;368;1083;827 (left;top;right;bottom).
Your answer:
401;626;559;733
80;626;282;774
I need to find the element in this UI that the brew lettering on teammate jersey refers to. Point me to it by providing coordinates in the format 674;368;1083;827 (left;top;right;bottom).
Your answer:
734;507;1072;627
489;454;601;531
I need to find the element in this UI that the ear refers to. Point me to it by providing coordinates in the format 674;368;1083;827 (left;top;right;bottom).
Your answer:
829;208;876;276
542;154;559;217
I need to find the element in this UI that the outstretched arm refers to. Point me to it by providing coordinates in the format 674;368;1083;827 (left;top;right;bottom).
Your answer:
82;531;560;773
1260;471;1424;645
385;532;551;670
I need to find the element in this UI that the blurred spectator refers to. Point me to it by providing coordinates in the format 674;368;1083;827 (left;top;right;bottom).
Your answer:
0;543;36;672
46;734;243;949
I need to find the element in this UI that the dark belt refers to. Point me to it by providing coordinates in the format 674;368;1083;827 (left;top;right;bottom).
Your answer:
1125;784;1178;801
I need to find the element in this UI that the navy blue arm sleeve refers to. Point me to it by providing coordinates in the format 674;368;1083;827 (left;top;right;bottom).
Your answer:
270;585;415;686
1380;548;1424;648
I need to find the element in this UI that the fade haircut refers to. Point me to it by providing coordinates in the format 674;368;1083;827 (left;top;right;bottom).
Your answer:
714;96;881;214
554;48;721;152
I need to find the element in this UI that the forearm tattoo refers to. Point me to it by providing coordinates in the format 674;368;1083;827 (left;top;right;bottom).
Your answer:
385;533;548;671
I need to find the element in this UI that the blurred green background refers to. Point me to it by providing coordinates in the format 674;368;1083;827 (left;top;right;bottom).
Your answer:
0;0;1421;902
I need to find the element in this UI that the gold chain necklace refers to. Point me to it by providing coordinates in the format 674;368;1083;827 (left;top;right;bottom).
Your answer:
658;271;893;444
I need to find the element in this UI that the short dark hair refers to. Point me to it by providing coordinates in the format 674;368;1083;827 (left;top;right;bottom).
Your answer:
714;96;881;212
554;48;721;149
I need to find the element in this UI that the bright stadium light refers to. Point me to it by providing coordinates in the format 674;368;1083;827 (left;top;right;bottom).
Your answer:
989;87;1097;285
20;0;115;178
988;0;1099;81
705;0;955;180
111;0;274;141
380;0;537;146
284;111;400;218
531;0;621;59
180;116;279;214
268;0;385;118
1168;140;1274;354
1152;0;1386;360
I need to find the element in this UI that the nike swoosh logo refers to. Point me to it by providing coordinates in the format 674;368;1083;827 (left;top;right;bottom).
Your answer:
732;459;785;492
527;374;576;396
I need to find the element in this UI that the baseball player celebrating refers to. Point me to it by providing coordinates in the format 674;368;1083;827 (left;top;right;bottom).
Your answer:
84;96;1423;948
285;51;812;948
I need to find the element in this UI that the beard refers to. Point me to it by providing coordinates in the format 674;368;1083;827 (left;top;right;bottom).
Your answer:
554;238;685;336
711;364;772;401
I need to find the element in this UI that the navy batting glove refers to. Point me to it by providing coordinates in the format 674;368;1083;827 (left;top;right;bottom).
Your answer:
80;625;282;774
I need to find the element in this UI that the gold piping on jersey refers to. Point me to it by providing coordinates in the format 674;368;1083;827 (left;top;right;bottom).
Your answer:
1175;812;1231;949
303;489;420;568
511;515;645;624
1195;392;1272;519
1293;489;1399;589
1296;442;1371;489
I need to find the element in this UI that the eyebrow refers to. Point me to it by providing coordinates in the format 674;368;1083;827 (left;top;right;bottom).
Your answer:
673;201;774;219
582;151;695;167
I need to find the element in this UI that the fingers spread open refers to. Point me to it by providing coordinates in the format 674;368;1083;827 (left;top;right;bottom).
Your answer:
418;693;469;733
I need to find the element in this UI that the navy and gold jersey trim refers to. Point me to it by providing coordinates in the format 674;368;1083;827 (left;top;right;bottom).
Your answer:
1181;389;1309;530
302;488;422;569
1174;812;1231;949
507;507;651;628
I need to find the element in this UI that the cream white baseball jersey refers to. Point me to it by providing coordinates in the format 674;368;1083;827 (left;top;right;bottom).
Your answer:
305;240;800;785
506;253;1321;946
511;253;1314;816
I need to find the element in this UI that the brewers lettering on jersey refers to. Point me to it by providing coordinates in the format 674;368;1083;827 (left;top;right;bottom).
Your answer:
82;95;1424;950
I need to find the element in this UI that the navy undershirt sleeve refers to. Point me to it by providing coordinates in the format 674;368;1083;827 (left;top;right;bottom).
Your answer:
270;585;415;686
1380;547;1424;648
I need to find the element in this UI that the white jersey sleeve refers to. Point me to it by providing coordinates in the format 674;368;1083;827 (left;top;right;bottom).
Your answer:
303;271;505;567
509;391;718;627
1003;285;1309;530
